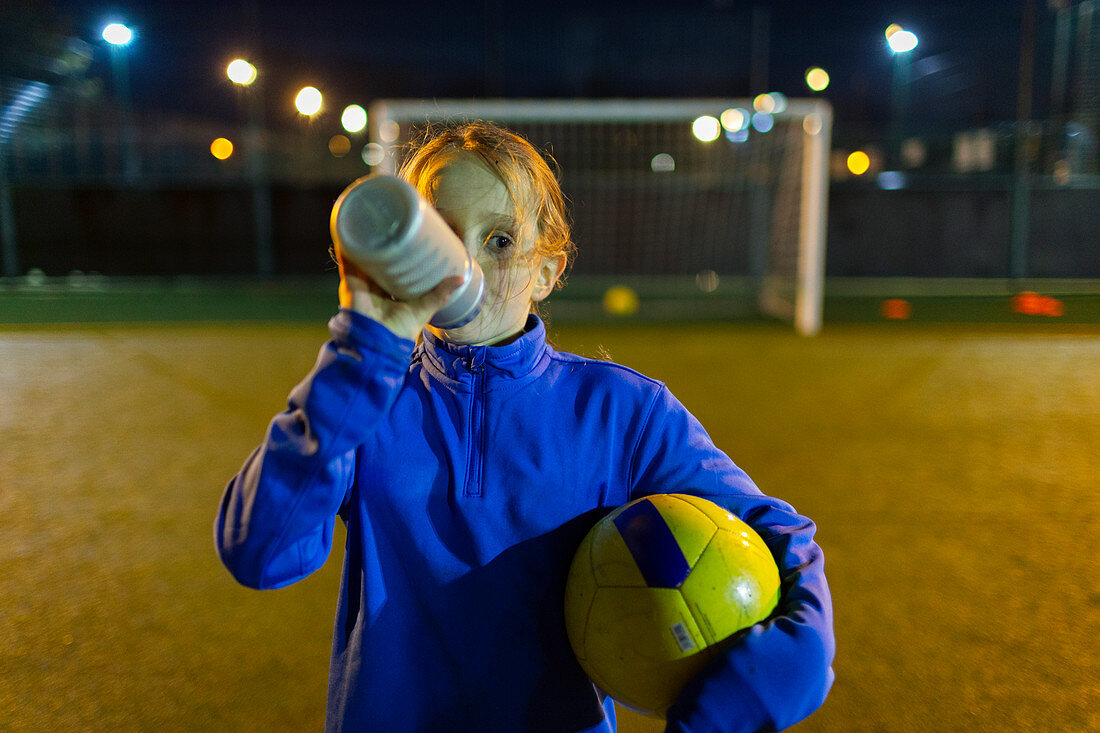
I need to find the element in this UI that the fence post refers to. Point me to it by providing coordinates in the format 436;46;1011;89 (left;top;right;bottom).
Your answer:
0;149;19;278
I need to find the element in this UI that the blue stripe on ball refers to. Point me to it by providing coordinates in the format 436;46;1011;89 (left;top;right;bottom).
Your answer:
613;498;691;589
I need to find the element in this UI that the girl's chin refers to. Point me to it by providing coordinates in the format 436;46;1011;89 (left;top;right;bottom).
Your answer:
437;310;526;347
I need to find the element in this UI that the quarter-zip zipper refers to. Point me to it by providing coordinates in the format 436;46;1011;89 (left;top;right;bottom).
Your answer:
463;352;486;498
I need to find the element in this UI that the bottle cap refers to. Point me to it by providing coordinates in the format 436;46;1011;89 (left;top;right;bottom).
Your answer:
430;256;485;329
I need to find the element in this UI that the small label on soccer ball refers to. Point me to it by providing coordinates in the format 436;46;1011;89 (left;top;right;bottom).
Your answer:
670;622;695;652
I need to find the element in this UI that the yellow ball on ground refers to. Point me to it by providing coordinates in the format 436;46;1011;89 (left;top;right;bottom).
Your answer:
602;286;639;316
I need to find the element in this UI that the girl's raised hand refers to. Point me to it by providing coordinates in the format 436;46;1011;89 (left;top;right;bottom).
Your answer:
336;245;462;341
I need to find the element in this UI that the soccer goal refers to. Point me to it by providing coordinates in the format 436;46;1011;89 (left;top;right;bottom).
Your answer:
367;98;831;335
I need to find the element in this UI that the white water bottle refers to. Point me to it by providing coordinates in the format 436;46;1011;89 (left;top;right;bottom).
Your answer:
330;175;485;329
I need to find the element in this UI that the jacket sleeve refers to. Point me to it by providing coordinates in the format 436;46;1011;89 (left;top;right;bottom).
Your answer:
214;309;415;590
627;386;835;733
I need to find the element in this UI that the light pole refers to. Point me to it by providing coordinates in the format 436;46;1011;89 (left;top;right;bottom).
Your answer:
102;22;140;182
227;58;274;277
886;25;919;169
1010;0;1037;280
1048;0;1073;165
294;87;323;186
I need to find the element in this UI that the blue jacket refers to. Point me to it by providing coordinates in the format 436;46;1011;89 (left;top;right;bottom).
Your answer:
215;310;834;732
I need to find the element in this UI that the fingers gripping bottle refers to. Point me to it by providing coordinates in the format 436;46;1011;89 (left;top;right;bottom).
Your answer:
330;175;486;329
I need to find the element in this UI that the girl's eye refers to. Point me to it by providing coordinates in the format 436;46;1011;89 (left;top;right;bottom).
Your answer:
486;233;514;252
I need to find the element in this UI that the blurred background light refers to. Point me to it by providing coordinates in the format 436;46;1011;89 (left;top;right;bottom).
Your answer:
692;115;721;142
695;270;719;293
884;23;903;40
226;59;257;86
753;93;775;114
210;137;234;160
751;113;774;133
294;86;322;116
378;119;400;143
847;150;871;175
361;142;385;166
720;108;749;132
650;153;675;172
753;93;787;115
901;137;927;168
805;67;830;92
804;114;824;136
341;105;367;134
877;171;907;189
101;23;133;46
328;134;351;157
1053;159;1071;186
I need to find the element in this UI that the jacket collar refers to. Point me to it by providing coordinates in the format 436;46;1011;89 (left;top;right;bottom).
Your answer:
418;314;549;382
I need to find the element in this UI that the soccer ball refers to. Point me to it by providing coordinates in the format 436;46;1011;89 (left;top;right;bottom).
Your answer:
563;493;781;717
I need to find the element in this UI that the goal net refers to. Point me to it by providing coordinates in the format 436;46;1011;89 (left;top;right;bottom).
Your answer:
367;99;831;335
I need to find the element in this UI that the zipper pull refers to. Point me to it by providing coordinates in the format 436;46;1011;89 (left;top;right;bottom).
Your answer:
465;350;484;374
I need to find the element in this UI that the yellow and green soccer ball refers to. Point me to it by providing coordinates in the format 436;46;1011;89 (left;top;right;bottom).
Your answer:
563;493;781;717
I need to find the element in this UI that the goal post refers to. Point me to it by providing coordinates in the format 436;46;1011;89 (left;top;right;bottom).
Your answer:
368;98;832;335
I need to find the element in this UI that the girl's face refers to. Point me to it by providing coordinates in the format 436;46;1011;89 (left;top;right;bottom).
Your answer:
426;153;563;346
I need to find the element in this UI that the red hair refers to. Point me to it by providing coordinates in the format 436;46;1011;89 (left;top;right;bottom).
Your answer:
398;121;575;289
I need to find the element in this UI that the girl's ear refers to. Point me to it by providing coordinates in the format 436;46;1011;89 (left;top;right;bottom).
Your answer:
531;254;566;303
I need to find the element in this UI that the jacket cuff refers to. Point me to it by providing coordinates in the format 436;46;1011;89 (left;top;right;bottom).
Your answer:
664;650;772;733
328;308;417;368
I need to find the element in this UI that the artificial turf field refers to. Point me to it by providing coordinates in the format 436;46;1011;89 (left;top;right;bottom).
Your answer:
2;314;1098;731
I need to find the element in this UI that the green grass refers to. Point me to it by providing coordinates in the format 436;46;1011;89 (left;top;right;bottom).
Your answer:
2;320;1098;731
3;276;1099;326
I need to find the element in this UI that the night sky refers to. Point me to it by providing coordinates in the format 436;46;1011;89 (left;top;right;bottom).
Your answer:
18;1;1058;146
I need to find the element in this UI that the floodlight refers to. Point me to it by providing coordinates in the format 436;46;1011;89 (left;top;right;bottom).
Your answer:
295;86;322;116
888;29;918;53
227;59;258;86
102;23;133;46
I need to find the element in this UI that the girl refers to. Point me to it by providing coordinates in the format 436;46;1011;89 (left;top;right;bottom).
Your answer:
215;122;834;732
